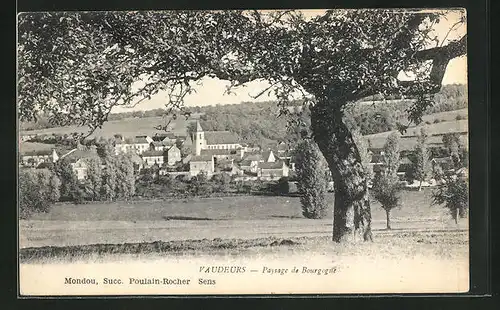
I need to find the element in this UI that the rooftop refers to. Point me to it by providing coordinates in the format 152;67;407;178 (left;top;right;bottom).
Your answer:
142;150;165;157
60;148;99;163
258;161;284;170
239;159;253;167
200;149;236;156
196;121;203;132
190;154;213;162
204;131;240;145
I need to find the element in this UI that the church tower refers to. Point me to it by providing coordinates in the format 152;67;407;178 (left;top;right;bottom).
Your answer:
194;121;205;156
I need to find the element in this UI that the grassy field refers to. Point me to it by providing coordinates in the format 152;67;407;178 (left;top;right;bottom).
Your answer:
19;190;469;294
20;189;467;249
20;116;190;139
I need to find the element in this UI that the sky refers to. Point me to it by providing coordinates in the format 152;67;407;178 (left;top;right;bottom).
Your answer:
111;9;467;113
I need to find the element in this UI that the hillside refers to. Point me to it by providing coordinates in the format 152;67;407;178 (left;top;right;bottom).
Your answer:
20;116;193;139
364;109;468;151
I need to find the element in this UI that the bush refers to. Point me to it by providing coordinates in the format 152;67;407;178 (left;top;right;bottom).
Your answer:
433;119;441;124
188;172;213;196
19;169;61;219
211;173;232;193
455;114;464;120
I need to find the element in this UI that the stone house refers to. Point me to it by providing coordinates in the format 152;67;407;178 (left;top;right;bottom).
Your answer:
189;154;214;177
257;160;289;180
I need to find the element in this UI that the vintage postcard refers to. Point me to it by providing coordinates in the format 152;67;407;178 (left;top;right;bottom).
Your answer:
17;9;469;296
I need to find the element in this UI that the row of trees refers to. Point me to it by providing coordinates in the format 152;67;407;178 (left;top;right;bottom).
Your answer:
136;169;294;199
293;128;468;228
19;144;137;218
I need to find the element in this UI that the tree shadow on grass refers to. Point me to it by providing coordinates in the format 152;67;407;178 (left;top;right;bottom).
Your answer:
162;215;215;221
270;215;304;219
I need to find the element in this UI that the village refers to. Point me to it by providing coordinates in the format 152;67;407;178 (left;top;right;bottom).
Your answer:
19;115;468;191
18;120;298;183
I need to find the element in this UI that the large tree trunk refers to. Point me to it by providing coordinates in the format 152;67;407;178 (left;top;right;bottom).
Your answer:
310;101;372;243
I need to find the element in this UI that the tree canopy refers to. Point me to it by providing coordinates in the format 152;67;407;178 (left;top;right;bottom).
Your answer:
18;10;466;134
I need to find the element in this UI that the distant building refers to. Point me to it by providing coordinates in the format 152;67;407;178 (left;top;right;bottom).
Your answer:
239;159;259;173
142;150;165;168
431;157;455;172
60;145;100;181
193;121;242;156
20;134;37;142
20;149;59;167
149;140;174;152
166;145;182;166
262;150;276;163
152;132;177;144
257;160;289;180
189;154;214;177
115;136;153;155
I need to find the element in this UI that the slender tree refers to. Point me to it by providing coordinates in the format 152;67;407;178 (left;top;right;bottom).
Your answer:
412;127;431;191
373;133;402;229
17;10;466;242
295;138;329;219
84;156;103;201
382;132;401;177
442;132;462;167
432;173;468;225
102;157;118;201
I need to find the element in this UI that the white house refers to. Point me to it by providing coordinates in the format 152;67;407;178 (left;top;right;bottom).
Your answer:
166;145;182;166
60;145;100;181
141;150;165;167
115;136;153;155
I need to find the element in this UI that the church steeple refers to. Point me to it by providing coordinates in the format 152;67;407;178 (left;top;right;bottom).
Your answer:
194;121;205;156
196;120;203;133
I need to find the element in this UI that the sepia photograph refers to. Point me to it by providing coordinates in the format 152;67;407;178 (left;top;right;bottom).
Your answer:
17;8;469;296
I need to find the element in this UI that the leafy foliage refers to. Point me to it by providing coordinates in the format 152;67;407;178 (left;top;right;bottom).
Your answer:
408;127;431;188
432;174;468;224
372;173;401;229
383;132;401;177
53;158;84;202
19;169;61;218
82;157;103;201
18;10;466;134
373;133;402;229
294;139;329;219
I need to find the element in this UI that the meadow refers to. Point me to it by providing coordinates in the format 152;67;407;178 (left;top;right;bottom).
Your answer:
20;189;467;250
19;189;469;294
